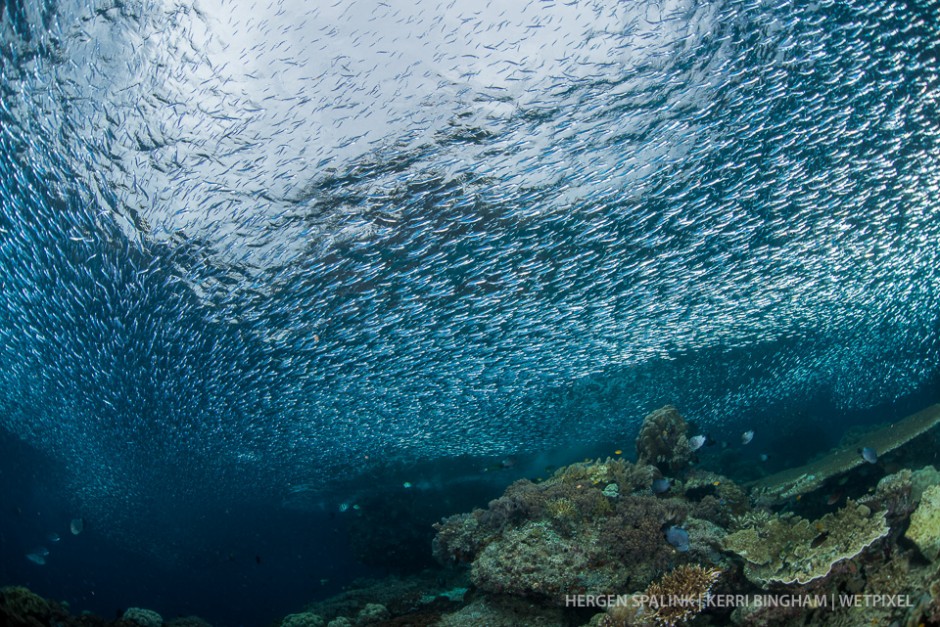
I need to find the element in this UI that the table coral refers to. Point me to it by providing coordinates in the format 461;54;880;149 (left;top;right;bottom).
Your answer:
721;500;888;586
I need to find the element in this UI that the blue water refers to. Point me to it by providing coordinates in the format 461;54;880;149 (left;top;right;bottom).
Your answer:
1;0;939;624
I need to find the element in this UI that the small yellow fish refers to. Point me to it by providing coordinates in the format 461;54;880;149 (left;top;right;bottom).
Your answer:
614;450;622;455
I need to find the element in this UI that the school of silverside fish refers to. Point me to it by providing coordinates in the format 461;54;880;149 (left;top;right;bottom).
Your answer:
1;0;939;555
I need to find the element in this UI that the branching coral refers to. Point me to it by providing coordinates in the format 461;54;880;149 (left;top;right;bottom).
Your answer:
643;565;722;627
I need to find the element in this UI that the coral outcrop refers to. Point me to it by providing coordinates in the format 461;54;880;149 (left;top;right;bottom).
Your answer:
122;608;163;627
281;612;326;627
470;521;606;599
905;484;940;562
0;586;66;627
722;501;889;586
433;453;725;605
635;406;695;473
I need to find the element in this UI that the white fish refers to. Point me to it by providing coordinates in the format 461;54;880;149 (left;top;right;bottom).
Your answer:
26;553;46;565
70;517;84;535
689;435;706;451
47;532;61;543
741;430;754;445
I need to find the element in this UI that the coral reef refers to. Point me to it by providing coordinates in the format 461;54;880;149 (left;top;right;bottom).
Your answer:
905;484;940;562
643;564;722;627
354;603;389;624
431;513;484;564
635;406;695;473
750;403;940;503
269;403;940;627
0;586;67;627
437;596;568;626
858;468;915;522
122;608;163;627
290;570;469;626
165;618;213;627
0;585;214;627
722;500;889;586
281;612;326;627
911;464;940;502
470;521;608;600
433;454;716;604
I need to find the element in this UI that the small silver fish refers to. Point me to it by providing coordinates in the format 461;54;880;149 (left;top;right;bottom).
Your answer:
689;435;706;451
860;447;878;464
741;430;754;445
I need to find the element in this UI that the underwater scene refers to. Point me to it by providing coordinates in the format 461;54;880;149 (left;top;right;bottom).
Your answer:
1;0;940;625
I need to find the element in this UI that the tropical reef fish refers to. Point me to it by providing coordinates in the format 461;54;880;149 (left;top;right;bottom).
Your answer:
47;532;60;543
689;435;706;451
741;430;754;445
652;478;671;494
810;531;831;549
70;518;84;535
860;447;878;464
664;525;690;552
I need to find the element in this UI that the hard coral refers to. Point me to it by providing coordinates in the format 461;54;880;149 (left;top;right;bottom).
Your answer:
722;500;889;586
470;521;600;601
635;406;695;474
644;565;722;627
281;612;326;627
750;403;940;503
905;484;940;562
0;586;58;627
123;607;163;627
432;513;483;565
434;457;701;604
